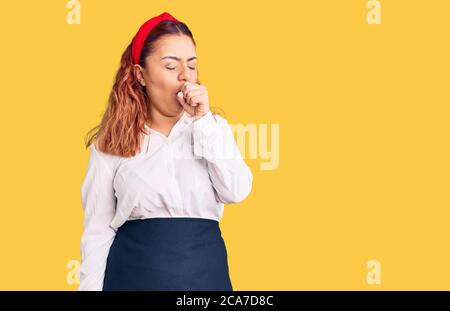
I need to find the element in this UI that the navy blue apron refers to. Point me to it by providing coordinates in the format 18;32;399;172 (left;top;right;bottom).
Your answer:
103;217;233;291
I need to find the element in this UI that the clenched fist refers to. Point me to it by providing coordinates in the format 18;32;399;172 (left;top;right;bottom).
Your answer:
176;81;210;120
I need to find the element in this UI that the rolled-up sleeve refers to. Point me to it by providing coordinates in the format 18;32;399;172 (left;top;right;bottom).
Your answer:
192;111;253;204
78;143;117;291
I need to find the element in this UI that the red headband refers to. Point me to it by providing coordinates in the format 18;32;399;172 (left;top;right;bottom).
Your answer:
131;12;179;65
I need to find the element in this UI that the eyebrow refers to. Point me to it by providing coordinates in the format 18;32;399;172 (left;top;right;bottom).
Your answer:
160;56;197;62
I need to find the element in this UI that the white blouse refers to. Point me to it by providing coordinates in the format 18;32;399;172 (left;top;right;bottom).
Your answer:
78;111;253;291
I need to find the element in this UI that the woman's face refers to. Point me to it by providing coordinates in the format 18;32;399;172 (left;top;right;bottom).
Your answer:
134;34;198;117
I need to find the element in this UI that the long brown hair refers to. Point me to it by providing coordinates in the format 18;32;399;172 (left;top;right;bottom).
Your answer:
84;20;223;157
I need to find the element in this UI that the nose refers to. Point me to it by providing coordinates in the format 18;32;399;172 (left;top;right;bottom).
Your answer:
178;65;192;82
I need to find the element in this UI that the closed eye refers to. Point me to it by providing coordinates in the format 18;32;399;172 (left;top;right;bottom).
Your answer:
166;67;196;70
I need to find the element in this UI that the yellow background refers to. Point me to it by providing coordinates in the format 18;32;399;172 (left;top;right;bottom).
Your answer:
0;0;448;290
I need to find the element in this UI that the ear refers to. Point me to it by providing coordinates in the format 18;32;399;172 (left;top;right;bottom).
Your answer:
133;64;146;86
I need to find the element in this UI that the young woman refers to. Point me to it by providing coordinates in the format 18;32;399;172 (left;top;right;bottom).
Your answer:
78;12;253;291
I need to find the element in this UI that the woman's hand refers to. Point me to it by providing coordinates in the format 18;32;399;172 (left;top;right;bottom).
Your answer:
176;82;210;120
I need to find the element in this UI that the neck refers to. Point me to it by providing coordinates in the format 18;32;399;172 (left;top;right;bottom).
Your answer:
147;105;184;136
